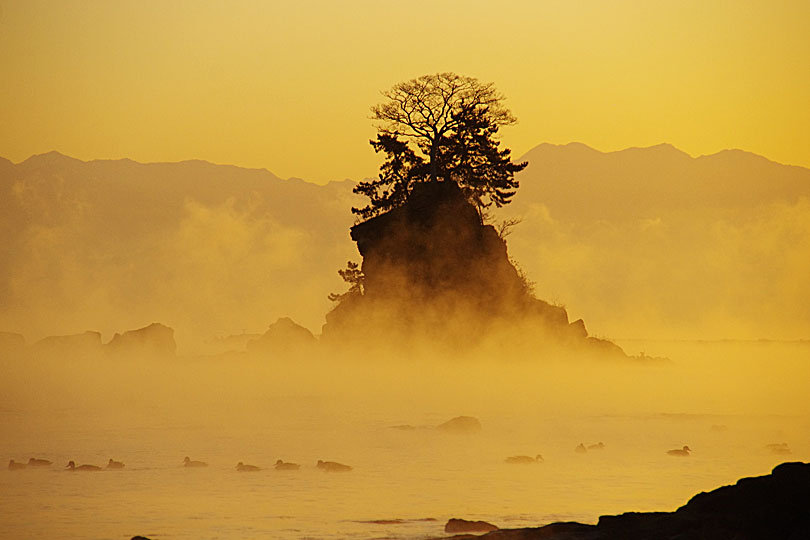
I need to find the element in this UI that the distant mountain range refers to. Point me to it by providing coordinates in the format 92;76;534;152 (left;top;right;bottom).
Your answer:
511;142;810;220
2;144;808;350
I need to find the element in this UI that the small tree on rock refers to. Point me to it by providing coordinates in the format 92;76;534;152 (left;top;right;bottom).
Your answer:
328;261;364;302
353;73;527;219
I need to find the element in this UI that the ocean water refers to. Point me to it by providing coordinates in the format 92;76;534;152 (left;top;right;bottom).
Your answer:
1;340;808;540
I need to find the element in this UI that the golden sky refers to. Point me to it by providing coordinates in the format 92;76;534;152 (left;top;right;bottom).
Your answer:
1;0;808;183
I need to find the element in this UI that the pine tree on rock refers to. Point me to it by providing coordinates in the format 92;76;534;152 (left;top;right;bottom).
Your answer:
353;73;527;220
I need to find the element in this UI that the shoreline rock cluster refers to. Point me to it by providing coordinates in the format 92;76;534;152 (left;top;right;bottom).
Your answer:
2;323;176;359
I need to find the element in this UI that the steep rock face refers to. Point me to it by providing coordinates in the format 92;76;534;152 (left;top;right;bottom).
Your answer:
322;182;623;356
106;323;176;358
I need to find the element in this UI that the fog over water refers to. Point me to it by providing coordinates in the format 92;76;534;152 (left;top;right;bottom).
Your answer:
2;340;808;539
1;145;809;538
2;2;809;536
2;145;810;351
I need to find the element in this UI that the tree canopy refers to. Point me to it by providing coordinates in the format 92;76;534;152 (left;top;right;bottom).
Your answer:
353;73;527;220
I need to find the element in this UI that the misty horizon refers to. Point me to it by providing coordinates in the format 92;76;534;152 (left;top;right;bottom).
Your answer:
5;140;805;182
2;141;808;351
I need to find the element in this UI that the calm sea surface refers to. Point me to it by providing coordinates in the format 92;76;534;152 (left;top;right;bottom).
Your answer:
1;340;808;540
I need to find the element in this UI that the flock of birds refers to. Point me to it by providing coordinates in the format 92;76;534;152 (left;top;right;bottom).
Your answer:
574;442;607;454
7;456;353;472
504;442;693;463
9;444;698;472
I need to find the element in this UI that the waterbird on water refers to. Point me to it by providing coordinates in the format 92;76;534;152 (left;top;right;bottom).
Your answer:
107;459;125;469
667;445;691;456
66;460;102;471
8;459;26;470
575;443;587;453
275;459;300;470
28;458;52;467
236;462;261;472
505;454;544;464
588;442;605;450
183;456;207;467
317;460;352;472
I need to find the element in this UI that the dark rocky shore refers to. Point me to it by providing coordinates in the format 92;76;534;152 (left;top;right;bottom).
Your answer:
441;462;810;540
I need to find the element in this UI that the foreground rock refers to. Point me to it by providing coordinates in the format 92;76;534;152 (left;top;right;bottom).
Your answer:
443;462;810;540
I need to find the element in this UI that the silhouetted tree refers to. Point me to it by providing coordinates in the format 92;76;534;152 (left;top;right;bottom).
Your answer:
353;73;527;219
352;135;428;220
328;261;364;302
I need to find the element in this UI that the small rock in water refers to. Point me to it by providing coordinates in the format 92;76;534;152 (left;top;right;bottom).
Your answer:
444;518;498;533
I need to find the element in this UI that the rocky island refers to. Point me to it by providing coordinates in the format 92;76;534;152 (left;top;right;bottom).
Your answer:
322;181;624;358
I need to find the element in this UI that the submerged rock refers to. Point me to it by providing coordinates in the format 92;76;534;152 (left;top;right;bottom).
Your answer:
436;416;482;434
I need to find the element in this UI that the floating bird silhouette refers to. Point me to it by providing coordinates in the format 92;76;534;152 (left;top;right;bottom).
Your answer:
28;458;52;467
236;462;261;472
66;460;102;471
317;460;352;472
183;456;208;468
766;443;791;455
575;443;587;453
275;459;300;470
667;445;691;456
107;459;125;469
8;459;26;470
505;454;544;464
588;442;605;450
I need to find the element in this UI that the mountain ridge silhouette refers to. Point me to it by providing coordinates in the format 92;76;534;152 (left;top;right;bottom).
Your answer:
2;142;808;347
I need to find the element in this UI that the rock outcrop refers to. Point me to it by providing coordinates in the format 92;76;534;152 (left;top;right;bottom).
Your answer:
447;462;810;540
322;181;624;357
247;317;316;356
106;322;176;358
445;518;499;533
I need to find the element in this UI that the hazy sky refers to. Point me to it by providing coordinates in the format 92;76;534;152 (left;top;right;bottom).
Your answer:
1;0;809;183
